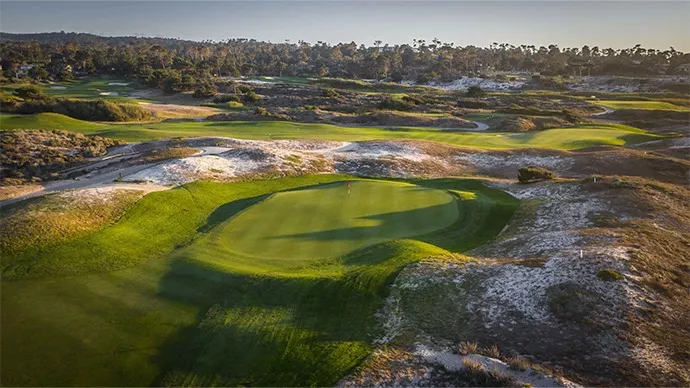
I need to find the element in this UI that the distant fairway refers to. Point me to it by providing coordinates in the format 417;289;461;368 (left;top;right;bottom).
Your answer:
1;176;518;386
224;181;459;260
0;112;659;149
595;100;690;111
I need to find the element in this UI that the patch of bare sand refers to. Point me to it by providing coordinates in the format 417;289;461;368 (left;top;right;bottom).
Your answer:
360;179;690;386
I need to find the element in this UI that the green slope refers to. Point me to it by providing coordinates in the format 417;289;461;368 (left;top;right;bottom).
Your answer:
1;176;518;386
0;112;658;149
595;100;690;111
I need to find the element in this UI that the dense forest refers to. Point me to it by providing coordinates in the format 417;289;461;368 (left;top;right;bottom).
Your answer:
1;32;689;94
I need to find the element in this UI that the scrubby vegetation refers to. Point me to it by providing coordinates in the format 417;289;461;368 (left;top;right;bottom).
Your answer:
466;86;487;98
2;86;153;122
0;189;144;255
598;268;624;281
139;147;198;163
0;130;124;183
517;166;556;183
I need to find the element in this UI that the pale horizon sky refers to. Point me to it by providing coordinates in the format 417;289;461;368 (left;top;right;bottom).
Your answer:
1;1;689;51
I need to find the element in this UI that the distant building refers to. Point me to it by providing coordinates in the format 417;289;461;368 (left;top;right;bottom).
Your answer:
16;64;34;77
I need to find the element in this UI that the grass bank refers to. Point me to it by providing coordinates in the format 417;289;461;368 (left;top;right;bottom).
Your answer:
1;175;518;386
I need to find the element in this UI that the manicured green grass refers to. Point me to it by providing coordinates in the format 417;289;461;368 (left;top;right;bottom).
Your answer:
1;175;518;386
0;112;659;149
223;181;459;260
595;100;690;111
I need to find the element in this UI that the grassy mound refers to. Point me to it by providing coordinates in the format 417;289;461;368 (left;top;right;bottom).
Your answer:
1;175;518;386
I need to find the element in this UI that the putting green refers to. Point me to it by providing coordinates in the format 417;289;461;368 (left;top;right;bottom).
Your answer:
222;181;459;260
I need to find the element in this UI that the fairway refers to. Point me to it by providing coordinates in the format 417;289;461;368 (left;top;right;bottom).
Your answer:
224;181;459;260
595;100;690;111
0;112;659;149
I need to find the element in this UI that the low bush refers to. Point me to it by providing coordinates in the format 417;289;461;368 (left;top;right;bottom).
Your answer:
139;147;198;163
598;268;624;281
322;88;339;98
192;84;218;99
13;85;46;100
213;94;241;103
466;86;487;98
0;130;124;183
10;97;152;122
377;97;414;111
517;166;556;183
244;91;262;103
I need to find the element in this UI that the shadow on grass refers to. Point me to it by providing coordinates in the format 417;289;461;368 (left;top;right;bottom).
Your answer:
268;202;455;243
197;194;269;233
150;177;519;386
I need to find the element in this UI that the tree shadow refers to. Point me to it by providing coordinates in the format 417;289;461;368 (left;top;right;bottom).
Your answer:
196;194;269;233
149;177;518;386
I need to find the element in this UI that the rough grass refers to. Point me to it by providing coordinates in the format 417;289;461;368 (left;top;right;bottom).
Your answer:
0;189;144;255
1;175;518;387
0;112;659;150
139;147;199;163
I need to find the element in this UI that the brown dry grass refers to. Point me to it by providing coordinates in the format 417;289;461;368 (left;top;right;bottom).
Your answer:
139;102;219;119
0;189;144;255
0;184;42;201
586;176;690;385
139;147;199;163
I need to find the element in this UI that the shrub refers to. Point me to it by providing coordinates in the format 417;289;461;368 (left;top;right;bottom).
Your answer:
377;97;414;111
254;107;269;115
139;147;198;163
459;342;478;355
227;101;244;109
322;88;339;98
192;84;217;99
13;85;46;100
517;166;556;184
213;94;241;103
598;268;624;281
12;98;152;122
238;85;252;93
244;91;262;103
466;86;487;98
0;95;22;111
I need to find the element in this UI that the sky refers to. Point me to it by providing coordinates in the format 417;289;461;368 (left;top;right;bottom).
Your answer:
1;1;689;51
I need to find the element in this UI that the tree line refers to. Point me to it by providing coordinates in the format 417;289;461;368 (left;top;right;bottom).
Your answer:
1;32;688;93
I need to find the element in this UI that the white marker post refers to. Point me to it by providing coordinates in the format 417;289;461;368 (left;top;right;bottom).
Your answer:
580;249;583;258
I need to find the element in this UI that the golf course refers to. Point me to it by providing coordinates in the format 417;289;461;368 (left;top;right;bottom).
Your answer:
1;175;518;386
0;112;658;149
